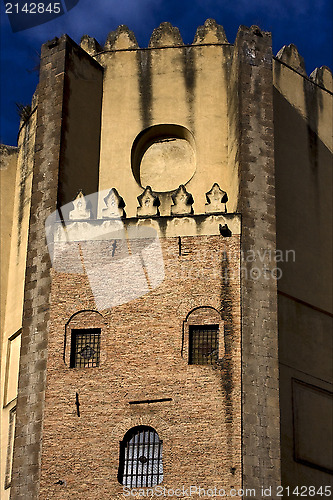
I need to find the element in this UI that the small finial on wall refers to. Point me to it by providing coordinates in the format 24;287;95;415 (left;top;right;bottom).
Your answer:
137;186;160;217
205;183;228;214
69;191;92;220
102;188;125;218
171;185;194;215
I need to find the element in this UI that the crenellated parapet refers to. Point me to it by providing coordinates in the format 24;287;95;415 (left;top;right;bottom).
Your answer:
192;18;228;44
276;43;307;76
310;65;333;92
80;35;102;56
104;24;138;50
275;43;332;92
148;22;183;48
79;20;332;95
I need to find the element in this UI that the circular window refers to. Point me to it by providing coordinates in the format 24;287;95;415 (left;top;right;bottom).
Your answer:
131;124;196;193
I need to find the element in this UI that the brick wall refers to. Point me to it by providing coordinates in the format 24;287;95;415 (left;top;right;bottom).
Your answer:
39;234;242;499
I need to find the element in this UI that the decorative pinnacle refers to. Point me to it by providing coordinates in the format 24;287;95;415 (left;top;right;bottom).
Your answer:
105;25;138;50
193;19;228;44
80;35;102;56
148;22;183;48
310;66;333;92
276;44;307;76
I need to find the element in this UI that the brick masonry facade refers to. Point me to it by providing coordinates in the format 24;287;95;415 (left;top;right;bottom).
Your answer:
39;234;242;499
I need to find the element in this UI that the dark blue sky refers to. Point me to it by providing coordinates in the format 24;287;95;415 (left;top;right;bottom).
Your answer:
1;0;332;146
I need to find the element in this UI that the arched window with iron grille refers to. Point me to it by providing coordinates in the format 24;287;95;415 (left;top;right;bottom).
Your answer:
118;426;163;487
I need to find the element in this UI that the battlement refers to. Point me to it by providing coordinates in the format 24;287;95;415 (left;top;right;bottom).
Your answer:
78;21;332;93
276;43;332;90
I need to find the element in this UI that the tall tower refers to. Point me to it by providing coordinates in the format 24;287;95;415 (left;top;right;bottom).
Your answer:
1;20;332;500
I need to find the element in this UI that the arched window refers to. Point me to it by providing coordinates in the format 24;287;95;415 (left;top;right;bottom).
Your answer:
118;426;163;487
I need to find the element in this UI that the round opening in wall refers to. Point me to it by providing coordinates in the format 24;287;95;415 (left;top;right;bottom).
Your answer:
131;124;196;193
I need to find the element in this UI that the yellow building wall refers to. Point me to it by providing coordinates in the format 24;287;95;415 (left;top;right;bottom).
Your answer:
274;57;332;312
0;106;36;498
97;30;236;217
274;47;333;493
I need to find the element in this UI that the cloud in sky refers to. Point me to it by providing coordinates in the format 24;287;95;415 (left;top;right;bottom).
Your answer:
1;0;332;145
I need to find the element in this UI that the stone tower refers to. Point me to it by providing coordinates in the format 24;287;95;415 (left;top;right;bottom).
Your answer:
1;20;332;500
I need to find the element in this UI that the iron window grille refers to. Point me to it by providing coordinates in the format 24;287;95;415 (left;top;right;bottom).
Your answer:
189;325;219;365
118;426;163;487
70;328;101;368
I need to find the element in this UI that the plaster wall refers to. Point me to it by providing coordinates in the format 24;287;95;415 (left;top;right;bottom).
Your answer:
97;43;236;216
274;55;333;494
0;146;18;334
274;61;333;313
0;109;36;499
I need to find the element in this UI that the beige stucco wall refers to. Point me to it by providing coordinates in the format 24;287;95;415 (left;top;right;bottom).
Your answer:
274;59;333;313
0;146;18;335
0;108;36;499
274;50;333;492
97;41;236;217
278;295;333;489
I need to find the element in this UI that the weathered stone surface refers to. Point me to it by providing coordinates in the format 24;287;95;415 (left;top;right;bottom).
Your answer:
233;23;281;497
193;18;228;45
276;43;307;76
80;35;102;56
148;22;183;48
310;65;333;92
105;25;138;50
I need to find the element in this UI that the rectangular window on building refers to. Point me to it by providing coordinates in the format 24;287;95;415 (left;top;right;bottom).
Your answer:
189;325;219;365
4;406;16;489
293;378;333;473
4;330;21;406
70;329;101;368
